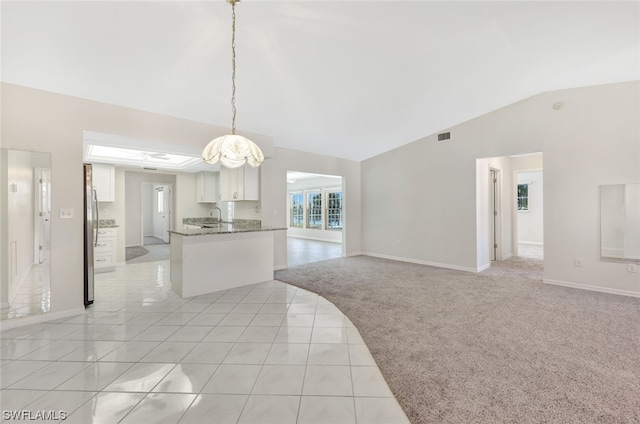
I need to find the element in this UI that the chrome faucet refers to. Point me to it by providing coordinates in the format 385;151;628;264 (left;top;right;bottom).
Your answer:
211;207;222;222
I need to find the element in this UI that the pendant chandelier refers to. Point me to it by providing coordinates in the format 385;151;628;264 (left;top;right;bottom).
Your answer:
202;0;264;169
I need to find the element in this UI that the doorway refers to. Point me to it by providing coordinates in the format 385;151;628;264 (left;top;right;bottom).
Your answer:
141;183;172;246
286;171;344;266
476;152;544;271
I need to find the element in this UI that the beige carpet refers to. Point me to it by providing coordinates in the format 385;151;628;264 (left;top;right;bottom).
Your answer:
275;255;640;424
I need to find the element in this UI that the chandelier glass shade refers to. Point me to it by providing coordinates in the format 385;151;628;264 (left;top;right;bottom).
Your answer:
203;134;264;168
202;0;264;169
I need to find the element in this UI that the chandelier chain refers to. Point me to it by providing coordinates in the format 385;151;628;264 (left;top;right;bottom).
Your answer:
230;0;237;135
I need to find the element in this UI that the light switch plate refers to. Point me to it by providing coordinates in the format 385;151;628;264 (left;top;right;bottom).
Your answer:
60;208;74;219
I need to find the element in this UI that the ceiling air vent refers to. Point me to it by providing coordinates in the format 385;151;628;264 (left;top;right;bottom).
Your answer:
437;132;451;142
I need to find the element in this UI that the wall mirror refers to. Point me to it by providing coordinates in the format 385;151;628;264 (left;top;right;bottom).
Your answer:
0;148;52;320
600;183;640;264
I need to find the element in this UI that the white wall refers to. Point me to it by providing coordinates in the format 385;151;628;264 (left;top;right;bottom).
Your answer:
232;201;261;221
174;173;216;228
516;171;544;245
142;184;154;236
362;81;640;295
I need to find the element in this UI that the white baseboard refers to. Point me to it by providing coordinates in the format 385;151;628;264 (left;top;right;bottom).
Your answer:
501;253;513;260
543;279;640;298
362;252;479;273
477;263;491;272
345;251;364;257
0;307;86;330
519;241;543;246
274;264;288;271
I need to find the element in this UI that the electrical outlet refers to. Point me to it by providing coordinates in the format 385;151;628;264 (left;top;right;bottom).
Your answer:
628;263;638;273
574;258;583;267
59;208;74;219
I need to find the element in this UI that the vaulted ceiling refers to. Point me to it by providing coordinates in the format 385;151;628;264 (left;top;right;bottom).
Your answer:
2;1;638;161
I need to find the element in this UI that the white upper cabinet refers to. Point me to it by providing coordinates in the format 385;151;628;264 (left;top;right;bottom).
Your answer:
196;171;219;203
219;166;260;202
92;164;115;202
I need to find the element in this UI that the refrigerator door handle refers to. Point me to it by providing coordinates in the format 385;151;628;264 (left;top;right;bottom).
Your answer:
93;189;99;247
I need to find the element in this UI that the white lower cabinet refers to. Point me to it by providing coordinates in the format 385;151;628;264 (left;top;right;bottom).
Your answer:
94;227;117;273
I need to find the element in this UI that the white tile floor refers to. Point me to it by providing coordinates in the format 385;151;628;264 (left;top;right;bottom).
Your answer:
517;243;544;260
0;259;409;424
0;258;51;321
287;238;343;267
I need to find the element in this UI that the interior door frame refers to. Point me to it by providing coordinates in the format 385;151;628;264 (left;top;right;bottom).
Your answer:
140;182;173;246
489;167;501;261
160;184;172;243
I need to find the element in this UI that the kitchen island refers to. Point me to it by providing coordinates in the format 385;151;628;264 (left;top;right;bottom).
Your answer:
169;221;286;298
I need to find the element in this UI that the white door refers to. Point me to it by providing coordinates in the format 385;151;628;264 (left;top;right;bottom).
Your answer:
161;186;171;243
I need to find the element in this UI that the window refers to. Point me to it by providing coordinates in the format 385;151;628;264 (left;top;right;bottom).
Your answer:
157;190;164;213
290;192;304;228
517;183;529;211
307;191;322;229
326;191;343;230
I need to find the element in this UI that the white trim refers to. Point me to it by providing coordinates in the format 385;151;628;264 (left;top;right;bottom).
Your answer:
501;252;513;260
519;241;543;246
274;264;288;271
0;307;85;330
543;279;640;298
0;302;9;309
477;262;491;272
362;252;479;273
345;251;363;257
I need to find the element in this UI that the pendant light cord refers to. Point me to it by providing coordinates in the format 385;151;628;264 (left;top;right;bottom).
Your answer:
230;0;237;135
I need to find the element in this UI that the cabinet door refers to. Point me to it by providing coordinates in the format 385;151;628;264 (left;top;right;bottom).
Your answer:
241;166;260;201
197;172;219;203
219;167;239;201
92;165;115;202
219;166;259;201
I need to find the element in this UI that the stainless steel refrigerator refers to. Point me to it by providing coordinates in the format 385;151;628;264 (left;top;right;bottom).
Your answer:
83;163;96;305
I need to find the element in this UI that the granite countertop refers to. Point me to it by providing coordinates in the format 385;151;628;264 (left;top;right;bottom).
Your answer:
98;219;119;228
172;219;285;237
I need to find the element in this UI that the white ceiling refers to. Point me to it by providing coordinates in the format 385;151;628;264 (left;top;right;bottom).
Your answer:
2;1;638;162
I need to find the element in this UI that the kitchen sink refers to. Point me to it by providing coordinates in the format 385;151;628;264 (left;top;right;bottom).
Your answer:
200;221;232;228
